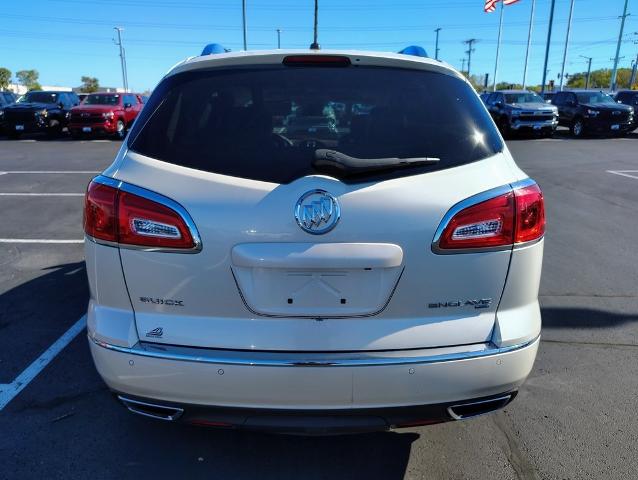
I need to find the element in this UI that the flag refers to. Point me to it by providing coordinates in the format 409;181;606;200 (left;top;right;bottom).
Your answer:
485;0;520;13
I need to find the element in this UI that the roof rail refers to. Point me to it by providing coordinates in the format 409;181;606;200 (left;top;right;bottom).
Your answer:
201;43;229;56
398;45;429;58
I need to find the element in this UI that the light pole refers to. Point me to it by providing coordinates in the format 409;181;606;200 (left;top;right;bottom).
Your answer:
522;0;536;89
276;28;282;49
464;38;476;78
558;0;575;91
242;0;247;50
113;27;128;93
541;0;556;94
434;27;441;60
610;0;630;91
580;55;593;89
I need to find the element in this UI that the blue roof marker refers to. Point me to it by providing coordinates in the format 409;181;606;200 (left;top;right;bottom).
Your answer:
398;46;429;58
201;43;229;56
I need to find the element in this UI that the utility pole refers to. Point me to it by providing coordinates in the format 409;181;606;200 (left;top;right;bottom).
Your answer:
276;28;282;49
580;55;593;88
113;27;128;93
631;55;638;88
492;1;504;92
464;38;477;78
460;58;466;74
310;0;320;49
434;28;442;60
242;0;248;50
541;0;556;94
610;0;629;91
522;0;536;89
559;0;575;91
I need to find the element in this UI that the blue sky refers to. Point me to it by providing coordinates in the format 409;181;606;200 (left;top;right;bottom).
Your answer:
2;0;637;92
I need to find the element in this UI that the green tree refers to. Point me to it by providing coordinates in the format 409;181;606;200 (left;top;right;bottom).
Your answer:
0;67;11;90
80;76;99;93
16;69;40;90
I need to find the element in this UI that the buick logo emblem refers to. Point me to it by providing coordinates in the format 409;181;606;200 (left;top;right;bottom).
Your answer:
294;190;340;234
81;113;90;117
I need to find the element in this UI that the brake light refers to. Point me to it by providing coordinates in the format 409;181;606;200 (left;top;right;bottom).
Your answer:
84;180;197;250
435;182;544;251
282;55;351;67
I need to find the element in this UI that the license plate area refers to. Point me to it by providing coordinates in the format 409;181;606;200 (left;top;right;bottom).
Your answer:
15;125;24;131
83;126;92;133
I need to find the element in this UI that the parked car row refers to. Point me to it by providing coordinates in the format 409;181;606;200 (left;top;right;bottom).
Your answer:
0;90;145;139
480;89;637;138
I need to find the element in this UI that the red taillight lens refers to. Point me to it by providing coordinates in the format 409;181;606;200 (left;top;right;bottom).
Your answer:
117;191;195;249
84;180;196;250
438;192;515;250
513;184;545;243
84;182;118;242
436;182;545;251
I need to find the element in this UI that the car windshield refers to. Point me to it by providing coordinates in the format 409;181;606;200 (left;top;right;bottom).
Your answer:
576;92;615;104
19;92;58;104
84;94;120;105
129;66;503;184
505;93;544;104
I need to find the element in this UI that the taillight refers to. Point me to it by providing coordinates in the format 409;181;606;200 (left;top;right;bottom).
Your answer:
282;55;351;67
84;178;199;251
434;181;544;252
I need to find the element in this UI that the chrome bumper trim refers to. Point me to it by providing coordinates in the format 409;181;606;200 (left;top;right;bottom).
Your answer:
89;334;539;368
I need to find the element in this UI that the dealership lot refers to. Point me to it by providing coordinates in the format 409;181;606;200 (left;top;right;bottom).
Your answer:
0;133;637;479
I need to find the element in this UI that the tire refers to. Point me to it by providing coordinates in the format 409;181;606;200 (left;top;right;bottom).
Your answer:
570;117;585;138
498;117;511;139
46;119;62;138
114;119;126;139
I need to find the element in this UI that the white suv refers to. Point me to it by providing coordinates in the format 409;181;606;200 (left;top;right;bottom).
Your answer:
84;48;544;434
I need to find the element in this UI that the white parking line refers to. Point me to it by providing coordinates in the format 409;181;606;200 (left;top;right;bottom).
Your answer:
0;239;84;244
607;170;638;180
0;315;86;411
0;193;84;196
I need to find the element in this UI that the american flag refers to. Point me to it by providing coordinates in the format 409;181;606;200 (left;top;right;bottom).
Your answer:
484;0;520;13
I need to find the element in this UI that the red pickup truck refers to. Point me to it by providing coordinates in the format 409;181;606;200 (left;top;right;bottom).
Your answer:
69;93;143;139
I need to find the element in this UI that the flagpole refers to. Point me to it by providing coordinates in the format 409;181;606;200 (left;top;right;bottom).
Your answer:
492;0;505;92
522;0;535;89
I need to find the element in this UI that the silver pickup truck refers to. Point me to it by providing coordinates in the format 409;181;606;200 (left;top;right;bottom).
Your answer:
485;90;558;137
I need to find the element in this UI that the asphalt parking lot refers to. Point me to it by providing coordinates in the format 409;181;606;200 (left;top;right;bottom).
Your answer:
0;131;637;480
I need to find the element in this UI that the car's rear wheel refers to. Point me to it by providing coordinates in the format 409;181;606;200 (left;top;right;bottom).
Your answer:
571;117;585;138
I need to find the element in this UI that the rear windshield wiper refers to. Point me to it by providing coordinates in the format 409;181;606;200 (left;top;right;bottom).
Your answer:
313;149;440;176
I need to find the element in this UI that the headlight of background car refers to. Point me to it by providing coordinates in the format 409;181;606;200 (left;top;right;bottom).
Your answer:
34;109;48;118
102;111;115;120
586;109;599;117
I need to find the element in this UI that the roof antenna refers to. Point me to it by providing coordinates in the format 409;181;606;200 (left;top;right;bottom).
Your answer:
310;0;320;50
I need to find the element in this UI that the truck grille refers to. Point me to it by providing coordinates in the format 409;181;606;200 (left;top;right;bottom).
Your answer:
71;113;104;124
598;110;629;122
519;114;554;122
4;111;36;123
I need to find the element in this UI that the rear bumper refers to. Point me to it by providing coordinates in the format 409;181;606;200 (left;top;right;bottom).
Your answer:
89;334;539;424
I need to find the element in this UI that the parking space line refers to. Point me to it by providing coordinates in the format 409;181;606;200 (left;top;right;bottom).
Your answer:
0;193;84;196
607;170;638;180
0;239;84;244
0;315;86;411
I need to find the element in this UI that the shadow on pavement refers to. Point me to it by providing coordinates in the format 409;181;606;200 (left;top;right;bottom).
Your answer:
541;305;638;329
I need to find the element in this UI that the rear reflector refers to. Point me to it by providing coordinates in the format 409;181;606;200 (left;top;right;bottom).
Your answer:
84;179;197;250
282;55;351;67
435;181;544;252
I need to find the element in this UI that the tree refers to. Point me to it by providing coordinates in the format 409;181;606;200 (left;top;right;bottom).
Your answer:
0;68;11;90
80;76;99;93
16;69;40;90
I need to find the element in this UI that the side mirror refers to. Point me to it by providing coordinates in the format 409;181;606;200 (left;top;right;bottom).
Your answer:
495;101;503;107
566;100;575;107
124;102;132;109
58;102;65;109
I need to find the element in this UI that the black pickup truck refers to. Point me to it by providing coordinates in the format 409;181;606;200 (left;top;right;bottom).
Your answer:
551;90;634;137
3;90;79;138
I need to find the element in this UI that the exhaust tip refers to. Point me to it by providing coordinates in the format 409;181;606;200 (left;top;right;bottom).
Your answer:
118;395;184;421
447;394;514;421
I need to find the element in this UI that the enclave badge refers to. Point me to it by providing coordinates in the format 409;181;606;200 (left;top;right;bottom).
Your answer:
145;327;163;338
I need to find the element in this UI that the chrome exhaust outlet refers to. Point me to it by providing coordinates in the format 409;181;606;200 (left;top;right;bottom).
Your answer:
447;394;513;421
118;396;184;421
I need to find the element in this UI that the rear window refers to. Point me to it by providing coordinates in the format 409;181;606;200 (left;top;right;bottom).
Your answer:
129;66;503;184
